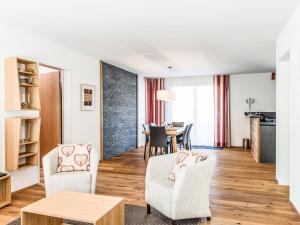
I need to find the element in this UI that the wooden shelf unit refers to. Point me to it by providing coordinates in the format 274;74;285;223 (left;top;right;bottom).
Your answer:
5;117;41;171
0;175;11;208
5;57;40;110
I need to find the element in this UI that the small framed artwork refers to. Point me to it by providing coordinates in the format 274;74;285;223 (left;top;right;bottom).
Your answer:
81;84;95;111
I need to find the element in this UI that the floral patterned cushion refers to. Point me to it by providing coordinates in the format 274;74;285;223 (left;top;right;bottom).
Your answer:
168;150;208;181
56;143;92;173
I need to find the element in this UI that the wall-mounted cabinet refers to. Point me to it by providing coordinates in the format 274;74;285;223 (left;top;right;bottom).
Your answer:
5;57;40;110
5;117;41;171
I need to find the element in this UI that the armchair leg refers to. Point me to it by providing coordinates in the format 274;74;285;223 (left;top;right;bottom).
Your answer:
207;217;211;221
172;220;176;225
147;204;151;214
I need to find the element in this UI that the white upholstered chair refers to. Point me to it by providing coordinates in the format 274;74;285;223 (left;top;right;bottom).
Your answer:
145;153;216;224
43;147;99;196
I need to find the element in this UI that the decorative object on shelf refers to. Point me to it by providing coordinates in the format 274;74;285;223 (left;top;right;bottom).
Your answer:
26;68;35;73
20;90;31;109
245;97;255;112
81;84;95;111
157;66;176;101
19;75;33;84
20;120;32;143
24;122;32;142
17;63;26;72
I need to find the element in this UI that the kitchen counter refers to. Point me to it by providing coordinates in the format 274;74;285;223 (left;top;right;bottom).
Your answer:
260;121;276;126
250;117;276;163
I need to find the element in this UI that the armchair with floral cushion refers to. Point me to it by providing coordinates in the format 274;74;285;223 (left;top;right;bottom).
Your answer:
43;144;99;196
145;151;216;224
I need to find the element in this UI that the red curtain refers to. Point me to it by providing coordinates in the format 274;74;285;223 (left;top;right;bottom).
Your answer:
145;78;165;125
213;75;231;147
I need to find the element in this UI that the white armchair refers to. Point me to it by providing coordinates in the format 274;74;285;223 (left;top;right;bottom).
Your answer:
145;153;216;223
43;147;99;196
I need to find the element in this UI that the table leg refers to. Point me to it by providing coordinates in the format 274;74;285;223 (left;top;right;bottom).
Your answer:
172;135;177;153
21;211;63;225
145;142;151;161
95;201;124;225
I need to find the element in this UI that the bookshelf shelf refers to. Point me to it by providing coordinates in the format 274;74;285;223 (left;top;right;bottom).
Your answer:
18;71;37;76
5;117;41;171
5;57;40;110
19;140;38;146
19;152;38;159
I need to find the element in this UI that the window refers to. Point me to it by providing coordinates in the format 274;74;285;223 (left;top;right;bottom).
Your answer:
167;77;214;146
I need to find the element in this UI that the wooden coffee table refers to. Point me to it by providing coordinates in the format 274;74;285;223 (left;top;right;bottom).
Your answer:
21;191;124;225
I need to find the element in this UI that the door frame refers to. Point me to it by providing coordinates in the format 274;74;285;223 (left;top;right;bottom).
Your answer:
99;61;104;161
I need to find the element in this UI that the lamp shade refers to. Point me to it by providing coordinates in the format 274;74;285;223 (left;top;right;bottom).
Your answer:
157;90;175;101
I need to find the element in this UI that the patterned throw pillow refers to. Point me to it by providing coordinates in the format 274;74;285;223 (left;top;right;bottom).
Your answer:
168;150;208;181
56;143;92;173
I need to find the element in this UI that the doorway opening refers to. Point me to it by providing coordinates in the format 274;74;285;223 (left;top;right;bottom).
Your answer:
39;64;62;167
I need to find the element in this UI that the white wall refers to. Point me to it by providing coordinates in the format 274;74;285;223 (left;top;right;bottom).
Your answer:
137;75;146;147
276;55;290;186
0;25;100;191
276;3;300;212
230;73;276;147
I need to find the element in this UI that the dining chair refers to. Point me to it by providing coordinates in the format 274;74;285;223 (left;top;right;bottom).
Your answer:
187;123;193;150
149;126;168;156
176;124;190;150
172;121;184;127
142;124;150;160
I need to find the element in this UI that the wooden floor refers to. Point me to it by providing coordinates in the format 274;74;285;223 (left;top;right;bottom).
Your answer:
0;147;299;225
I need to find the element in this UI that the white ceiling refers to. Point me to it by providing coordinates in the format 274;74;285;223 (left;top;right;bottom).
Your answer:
0;0;299;77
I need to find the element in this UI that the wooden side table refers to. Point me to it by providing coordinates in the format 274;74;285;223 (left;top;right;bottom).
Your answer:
0;175;11;208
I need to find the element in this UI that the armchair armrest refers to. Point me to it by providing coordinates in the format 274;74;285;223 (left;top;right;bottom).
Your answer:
171;155;216;218
43;148;59;196
146;154;177;181
90;147;100;194
43;147;59;177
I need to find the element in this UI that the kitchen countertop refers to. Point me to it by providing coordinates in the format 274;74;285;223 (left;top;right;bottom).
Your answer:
260;121;276;126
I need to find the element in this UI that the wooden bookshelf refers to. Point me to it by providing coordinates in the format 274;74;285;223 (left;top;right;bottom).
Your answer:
5;117;41;171
5;57;40;110
0;175;11;208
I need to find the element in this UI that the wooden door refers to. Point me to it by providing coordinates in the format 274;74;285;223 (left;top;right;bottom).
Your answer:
39;71;62;167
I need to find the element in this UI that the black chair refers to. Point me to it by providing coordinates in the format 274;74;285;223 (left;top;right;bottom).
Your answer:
186;123;193;150
149;126;168;156
176;124;190;150
172;122;184;127
142;124;150;160
150;122;157;126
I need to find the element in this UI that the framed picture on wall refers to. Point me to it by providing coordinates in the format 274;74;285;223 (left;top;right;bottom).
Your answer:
81;84;95;111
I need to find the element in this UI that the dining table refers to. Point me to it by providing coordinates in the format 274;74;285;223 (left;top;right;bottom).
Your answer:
142;127;185;161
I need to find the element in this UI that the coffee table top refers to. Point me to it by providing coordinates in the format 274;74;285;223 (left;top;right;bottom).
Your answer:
21;191;124;223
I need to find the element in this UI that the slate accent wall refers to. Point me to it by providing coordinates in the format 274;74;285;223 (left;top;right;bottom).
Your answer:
102;62;138;159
